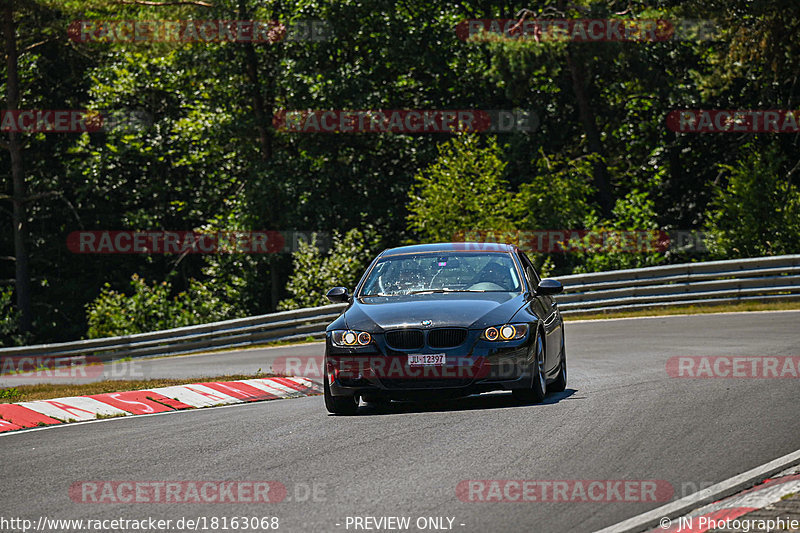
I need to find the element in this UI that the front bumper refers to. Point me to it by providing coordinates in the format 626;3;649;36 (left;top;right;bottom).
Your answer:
325;329;535;399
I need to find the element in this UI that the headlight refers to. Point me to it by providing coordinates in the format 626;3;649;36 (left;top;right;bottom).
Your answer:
481;324;528;341
331;330;373;347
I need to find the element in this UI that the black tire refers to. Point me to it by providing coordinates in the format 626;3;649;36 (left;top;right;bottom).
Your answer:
324;378;359;415
549;340;567;393
512;328;547;404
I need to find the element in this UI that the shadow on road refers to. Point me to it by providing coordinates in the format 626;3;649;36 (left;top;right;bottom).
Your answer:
351;388;579;416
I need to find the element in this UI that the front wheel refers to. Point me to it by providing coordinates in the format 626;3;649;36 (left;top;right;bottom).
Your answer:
512;328;547;404
324;378;359;415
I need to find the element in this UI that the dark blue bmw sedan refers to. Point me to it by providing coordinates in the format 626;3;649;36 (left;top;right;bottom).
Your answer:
323;242;566;415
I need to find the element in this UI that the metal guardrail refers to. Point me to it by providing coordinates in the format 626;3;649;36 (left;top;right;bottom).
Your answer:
556;254;800;315
0;304;346;362
1;255;798;363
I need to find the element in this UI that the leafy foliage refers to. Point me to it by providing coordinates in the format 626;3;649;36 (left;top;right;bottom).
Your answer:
278;229;380;311
515;151;598;231
86;274;244;338
0;288;28;347
705;144;800;258
407;134;516;242
2;0;799;342
569;187;665;274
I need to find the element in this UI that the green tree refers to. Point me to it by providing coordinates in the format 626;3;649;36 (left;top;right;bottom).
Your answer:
570;186;665;273
407;134;515;242
705;144;800;258
278;228;380;311
513;150;597;274
515;150;597;230
0;286;28;346
85;274;244;338
7;0;800;344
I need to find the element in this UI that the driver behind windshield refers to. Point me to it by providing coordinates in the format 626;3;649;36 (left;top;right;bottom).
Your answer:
473;262;514;290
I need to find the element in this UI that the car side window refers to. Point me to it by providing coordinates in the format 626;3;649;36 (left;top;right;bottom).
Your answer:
518;252;541;289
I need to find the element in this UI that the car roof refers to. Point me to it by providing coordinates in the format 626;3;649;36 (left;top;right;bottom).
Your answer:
378;242;518;257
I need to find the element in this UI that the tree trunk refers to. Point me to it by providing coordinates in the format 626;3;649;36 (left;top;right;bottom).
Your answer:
238;0;281;310
554;0;613;217
243;42;273;161
239;0;273;162
565;48;614;217
2;0;32;333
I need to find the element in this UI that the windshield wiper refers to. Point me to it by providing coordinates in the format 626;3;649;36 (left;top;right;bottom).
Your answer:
408;289;484;294
409;289;451;294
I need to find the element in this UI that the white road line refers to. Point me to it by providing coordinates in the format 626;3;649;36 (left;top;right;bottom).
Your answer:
594;447;800;533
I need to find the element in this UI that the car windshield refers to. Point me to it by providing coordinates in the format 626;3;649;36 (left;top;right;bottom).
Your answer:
359;252;522;296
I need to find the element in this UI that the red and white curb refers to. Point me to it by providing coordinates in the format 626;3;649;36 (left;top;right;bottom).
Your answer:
649;470;800;532
0;377;320;433
595;448;800;533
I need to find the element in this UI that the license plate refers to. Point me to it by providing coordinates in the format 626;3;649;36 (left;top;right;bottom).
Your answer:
408;353;445;366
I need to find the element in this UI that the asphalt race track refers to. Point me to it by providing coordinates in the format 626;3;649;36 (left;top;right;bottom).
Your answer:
2;311;799;533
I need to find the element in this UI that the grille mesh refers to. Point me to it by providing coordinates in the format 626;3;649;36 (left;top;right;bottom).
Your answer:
427;328;468;348
385;329;424;349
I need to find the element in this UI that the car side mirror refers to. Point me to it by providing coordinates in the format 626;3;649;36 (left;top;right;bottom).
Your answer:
326;286;350;303
536;278;563;295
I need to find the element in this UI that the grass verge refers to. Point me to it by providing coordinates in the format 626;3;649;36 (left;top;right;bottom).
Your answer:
0;373;276;404
563;300;800;322
172;334;321;357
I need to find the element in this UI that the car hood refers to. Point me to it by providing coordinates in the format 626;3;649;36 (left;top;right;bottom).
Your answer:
342;292;527;331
